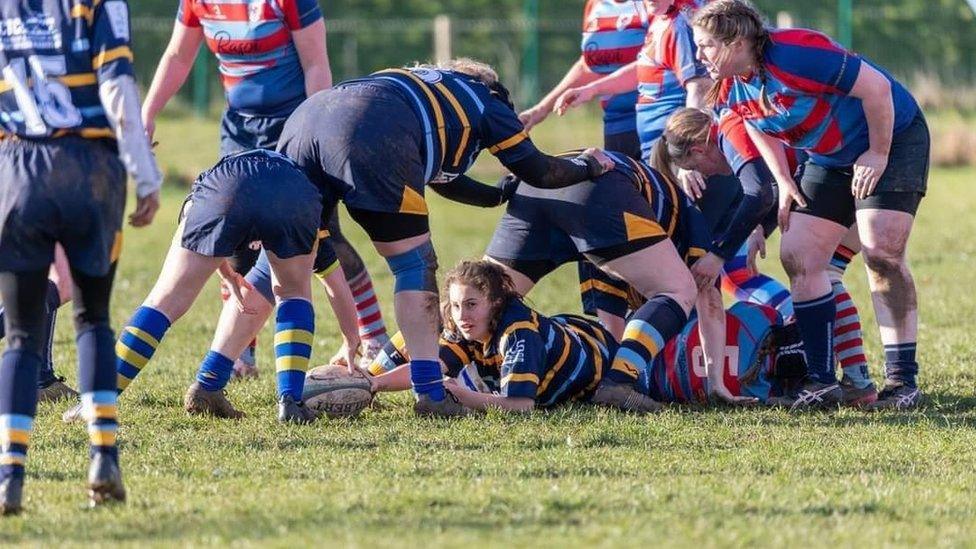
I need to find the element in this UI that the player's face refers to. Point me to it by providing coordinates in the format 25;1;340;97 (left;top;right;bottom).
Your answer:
643;0;675;16
693;28;750;79
673;143;729;176
448;283;494;343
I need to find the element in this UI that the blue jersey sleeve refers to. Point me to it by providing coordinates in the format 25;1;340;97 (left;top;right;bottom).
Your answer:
483;97;537;166
498;324;546;400
765;29;862;95
90;0;135;82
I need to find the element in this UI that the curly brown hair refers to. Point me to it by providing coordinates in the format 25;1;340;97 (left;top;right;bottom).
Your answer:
440;260;523;340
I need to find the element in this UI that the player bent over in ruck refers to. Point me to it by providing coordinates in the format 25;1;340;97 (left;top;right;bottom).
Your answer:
89;150;326;424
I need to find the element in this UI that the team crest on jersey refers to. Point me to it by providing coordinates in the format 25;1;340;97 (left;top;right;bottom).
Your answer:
411;67;443;84
0;13;60;51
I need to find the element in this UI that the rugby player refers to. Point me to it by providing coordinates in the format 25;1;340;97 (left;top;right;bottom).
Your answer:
0;0;161;512
519;0;651;159
482;151;750;410
650;107;878;406
366;260;808;410
140;0;390;376
82;150;337;425
693;0;928;409
273;58;615;416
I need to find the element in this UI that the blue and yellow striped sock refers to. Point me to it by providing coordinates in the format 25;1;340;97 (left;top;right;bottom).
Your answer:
274;299;314;400
609;295;688;385
0;414;32;480
82;391;118;461
115;306;171;393
196;351;235;391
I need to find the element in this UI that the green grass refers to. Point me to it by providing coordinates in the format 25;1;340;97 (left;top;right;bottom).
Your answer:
3;113;976;547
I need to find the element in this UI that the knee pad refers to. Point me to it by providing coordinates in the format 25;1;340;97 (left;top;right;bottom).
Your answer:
385;241;438;293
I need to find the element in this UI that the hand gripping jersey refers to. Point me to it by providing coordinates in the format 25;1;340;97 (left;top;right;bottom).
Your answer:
0;0;135;140
634;7;708;148
177;0;323;116
640;301;783;403
580;0;649;135
719;29;919;168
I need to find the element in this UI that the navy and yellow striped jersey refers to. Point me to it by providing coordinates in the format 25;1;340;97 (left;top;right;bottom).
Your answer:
589;150;710;263
337;67;537;185
0;0;134;140
447;300;615;408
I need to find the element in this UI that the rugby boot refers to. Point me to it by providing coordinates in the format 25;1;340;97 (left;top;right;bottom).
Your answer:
0;476;23;516
278;394;318;424
589;379;663;413
87;453;126;507
62;401;84;424
37;378;79;403
866;380;922;411
767;378;843;411
839;375;878;408
183;382;245;419
414;392;469;417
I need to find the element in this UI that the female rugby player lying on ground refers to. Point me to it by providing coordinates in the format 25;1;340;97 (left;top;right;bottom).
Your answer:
363;259;808;411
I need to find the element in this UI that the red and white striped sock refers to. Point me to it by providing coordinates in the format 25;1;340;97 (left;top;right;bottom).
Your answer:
349;270;388;342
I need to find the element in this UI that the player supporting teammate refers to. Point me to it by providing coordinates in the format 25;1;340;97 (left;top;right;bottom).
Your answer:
648;107;877;405
519;0;650;159
140;0;389;375
0;0;162;513
365;260;807;410
272;58;615;416
692;0;928;408
483;150;751;410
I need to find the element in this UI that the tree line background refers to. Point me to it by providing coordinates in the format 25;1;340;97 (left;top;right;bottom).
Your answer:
131;0;976;109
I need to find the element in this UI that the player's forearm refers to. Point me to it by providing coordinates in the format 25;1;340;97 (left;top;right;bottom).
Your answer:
712;159;775;259
853;66;895;156
449;386;534;412
695;285;727;392
142;33;199;123
295;20;332;96
428;175;505;207
99;76;162;197
507;151;604;189
303;63;332;96
319;266;360;352
744;124;797;193
370;364;413;392
582;62;638;97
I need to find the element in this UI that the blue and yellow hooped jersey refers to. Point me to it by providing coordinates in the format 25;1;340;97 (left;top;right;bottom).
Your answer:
461;300;614;408
0;0;134;140
338;67;537;186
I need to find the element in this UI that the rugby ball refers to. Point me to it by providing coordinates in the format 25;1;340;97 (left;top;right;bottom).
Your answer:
303;365;374;418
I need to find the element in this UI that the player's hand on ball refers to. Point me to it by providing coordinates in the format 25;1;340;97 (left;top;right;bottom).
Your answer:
129;191;160;227
328;341;363;375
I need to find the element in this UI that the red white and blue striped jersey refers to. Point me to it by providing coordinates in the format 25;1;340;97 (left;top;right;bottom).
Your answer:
176;0;322;116
0;0;135;140
634;7;708;144
580;0;649;135
717;108;803;175
718;29;919;168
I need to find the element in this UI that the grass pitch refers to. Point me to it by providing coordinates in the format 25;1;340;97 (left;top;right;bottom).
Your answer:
2;112;975;547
